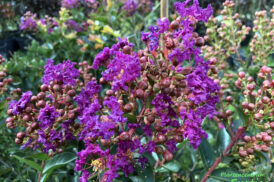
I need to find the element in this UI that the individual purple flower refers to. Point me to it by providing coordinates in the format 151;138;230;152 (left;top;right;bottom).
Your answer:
143;124;152;137
103;96;127;123
9;91;32;115
75;81;101;110
180;109;208;149
142;25;160;51
66;19;82;32
123;0;138;15
92;47;112;69
174;0;213;22
62;0;80;9
186;64;219;106
37;129;57;152
166;139;178;153
157;18;170;33
38;105;59;129
152;94;177;127
146;141;156;154
20;17;37;31
42;59;80;86
138;157;148;168
102;51;141;91
20;138;32;150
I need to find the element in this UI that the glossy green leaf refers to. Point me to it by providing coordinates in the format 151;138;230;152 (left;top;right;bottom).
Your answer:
12;155;42;172
43;152;77;174
198;138;215;169
129;176;145;182
162;161;181;173
217;128;231;154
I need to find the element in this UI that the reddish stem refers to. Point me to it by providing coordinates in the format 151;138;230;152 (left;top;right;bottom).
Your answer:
201;126;247;182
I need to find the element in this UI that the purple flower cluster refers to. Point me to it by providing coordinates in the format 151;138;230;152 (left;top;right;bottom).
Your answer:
62;0;80;9
174;0;213;22
9;91;32;115
20;17;37;31
152;94;177;127
42;59;80;86
93;37;140;91
38;104;59;129
66;19;83;32
123;0;138;15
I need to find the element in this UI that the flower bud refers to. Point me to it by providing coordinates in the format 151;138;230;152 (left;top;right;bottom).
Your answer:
136;89;144;98
195;37;205;47
40;84;49;92
163;150;173;161
161;78;171;88
31;122;39;130
170;20;179;30
123;45;131;55
239;149;247;157
254;113;262;121
36;100;46;108
243;135;251;142
226;96;233;102
119;132;130;141
124;103;133;113
247;148;254;154
16;132;26;139
155;146;163;154
238;72;245;79
15;138;22;145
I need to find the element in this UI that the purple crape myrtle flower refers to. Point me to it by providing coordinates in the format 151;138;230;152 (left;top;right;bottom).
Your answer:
166;139;178;153
66;19;83;32
9;91;32;115
180;109;208;149
174;0;213;22
20;17;37;31
103;96;127;123
186;64;219;106
37;129;57;153
42;59;80;86
141;25;160;51
102;51;141;91
92;37;134;70
92;47;112;69
123;0;138;15
62;0;80;9
157;18;170;33
152;93;177;127
74;80;102;111
38;104;59;129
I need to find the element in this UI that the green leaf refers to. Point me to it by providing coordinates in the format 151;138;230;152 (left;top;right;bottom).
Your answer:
43;152;77;174
216;128;231;154
198;138;215;169
41;168;54;182
162;161;181;173
129;176;145;182
124;114;137;123
28;153;48;161
12;155;42;172
143;165;155;182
